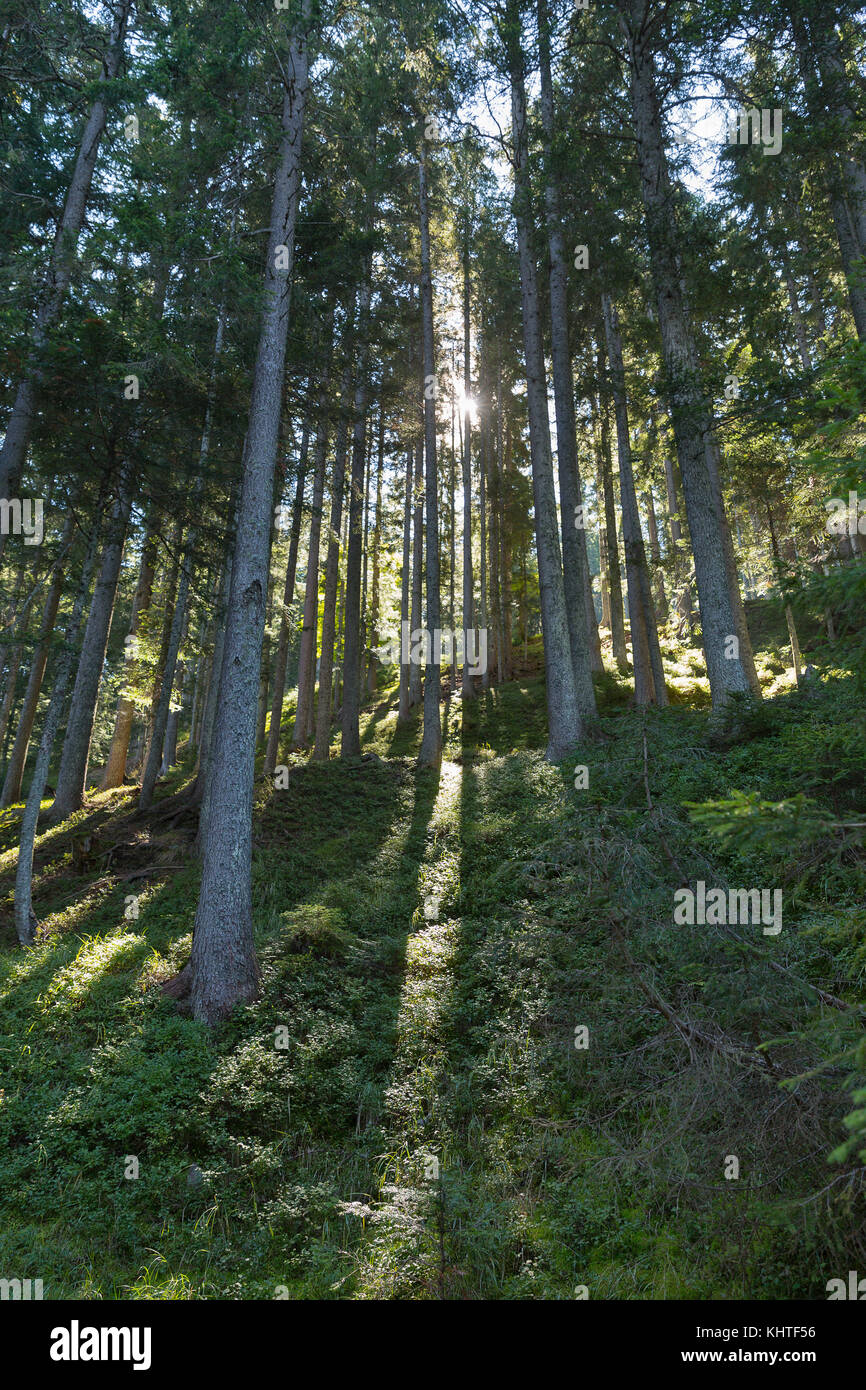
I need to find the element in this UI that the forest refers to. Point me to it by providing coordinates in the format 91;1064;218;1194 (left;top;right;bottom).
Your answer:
0;0;865;1312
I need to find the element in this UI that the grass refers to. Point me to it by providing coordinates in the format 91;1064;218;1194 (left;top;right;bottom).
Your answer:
0;623;864;1298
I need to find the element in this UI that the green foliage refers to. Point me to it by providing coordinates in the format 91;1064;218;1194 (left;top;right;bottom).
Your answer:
685;789;835;854
1;638;864;1298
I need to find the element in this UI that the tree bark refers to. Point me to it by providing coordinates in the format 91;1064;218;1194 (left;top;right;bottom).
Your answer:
340;276;372;758
460;230;476;698
313;358;352;758
767;502;803;685
366;407;384;695
189;11;310;1024
499;381;514;681
485;360;504;684
478;346;491;692
398;442;414;721
507;17;582;759
193;521;234;844
409;435;424;707
703;428;761;697
448;370;457;695
537;0;599;714
602;293;667;704
100;517;157;789
789;6;866;340
256;537;276;748
417;142;443;768
596;378;628;673
293;335;332;748
643;483;668;621
2;517;75;805
624;12;752;711
264;415;310;775
14;519;101;942
50;466;134;821
140;527;193;809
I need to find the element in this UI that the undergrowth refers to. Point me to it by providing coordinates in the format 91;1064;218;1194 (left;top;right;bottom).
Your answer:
0;628;863;1298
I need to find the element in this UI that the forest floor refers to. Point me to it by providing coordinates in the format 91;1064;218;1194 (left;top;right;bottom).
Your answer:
0;613;865;1299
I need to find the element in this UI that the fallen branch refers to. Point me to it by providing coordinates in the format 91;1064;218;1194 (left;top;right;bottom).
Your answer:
609;915;783;1081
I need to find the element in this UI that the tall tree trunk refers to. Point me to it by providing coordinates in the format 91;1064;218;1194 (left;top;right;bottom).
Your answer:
161;600;189;774
409;434;424;707
596;379;628;673
188;12;310;1024
146;287;229;797
789;7;866;340
499;385;514;682
193;521;234;843
815;20;866;252
293;328;333;747
507;20;582;759
398;442;414;721
537;0;599;715
485;363;504;684
643;483;668;621
50;466;134;821
100;517;157;789
188;602;210;751
703;429;762;697
662;447;683;546
140;538;181;775
625;15;752;712
449;368;457;696
460;231;476;698
313;358;352;758
335;501;348;710
264;415;310;775
367;406;384;695
478;346;491;692
140;527;194;809
14;520;101;942
340;273;372;758
601;293;667;705
661;438;693;631
2;518;75;805
767;502;803;685
0;0;134;504
257;546;275;748
598;501;612;633
0;560;27;682
161;662;182;772
360;422;370;688
0;650;23;777
417;142;443;768
0;558;28;767
0;564;29;766
578;432;604;674
521;543;529;665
